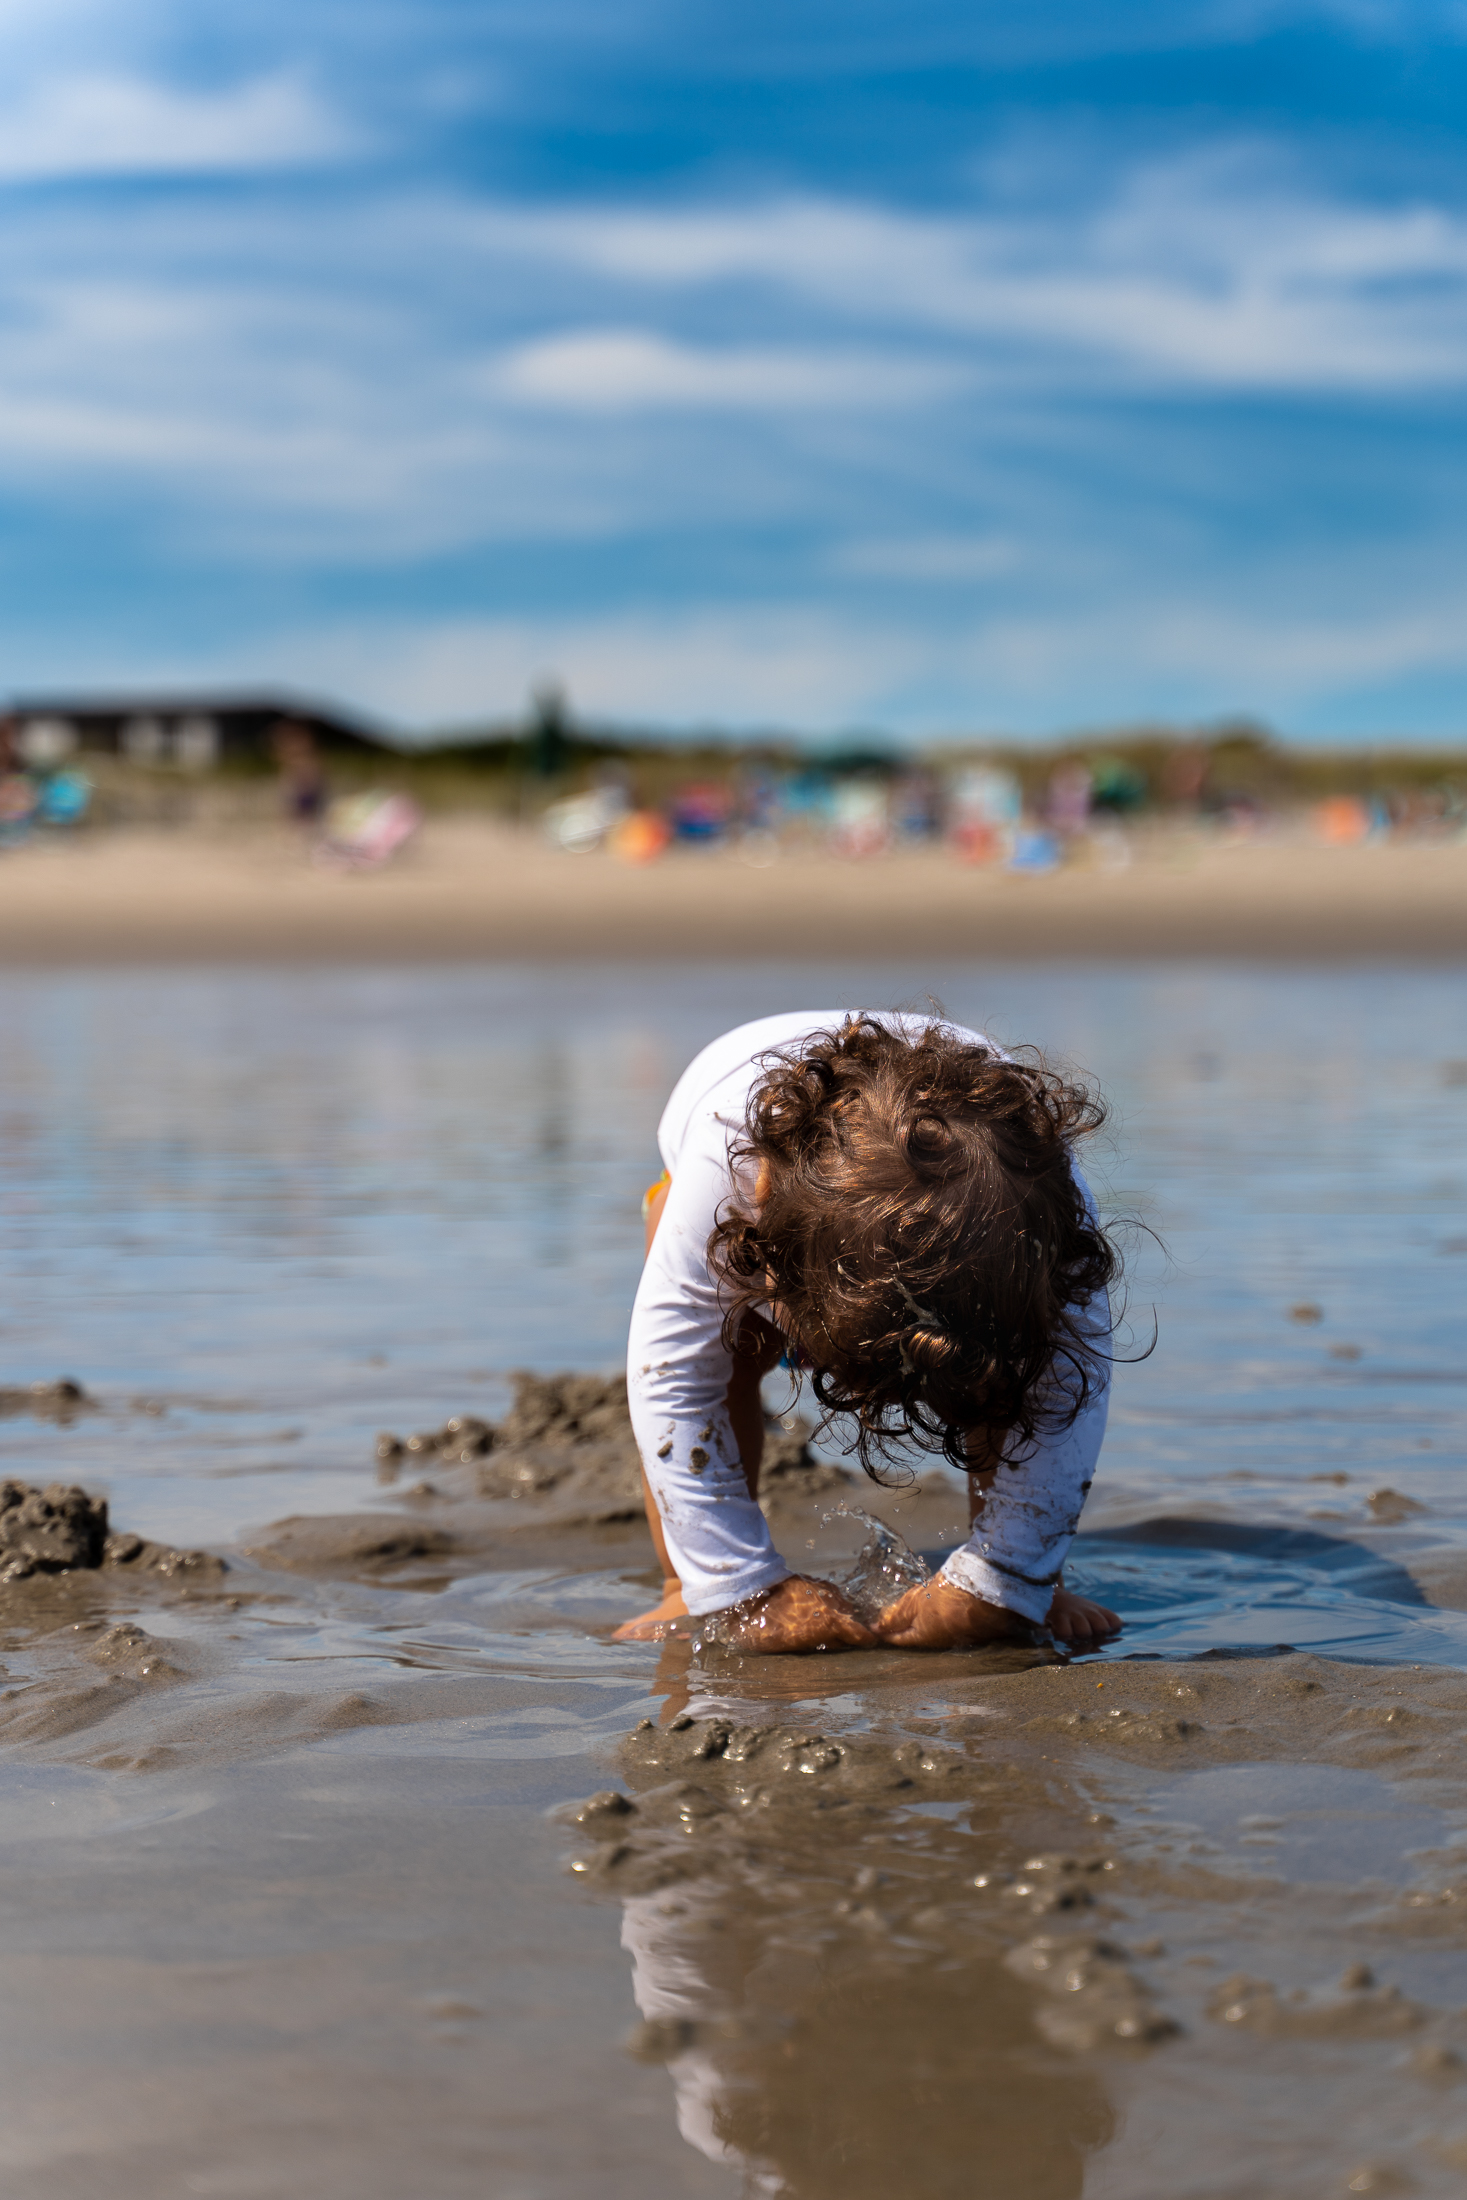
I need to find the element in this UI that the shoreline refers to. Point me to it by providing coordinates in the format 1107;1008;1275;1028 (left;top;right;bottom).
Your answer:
1;816;1466;963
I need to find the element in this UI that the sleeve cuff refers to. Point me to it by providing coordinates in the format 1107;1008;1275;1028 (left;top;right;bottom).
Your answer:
682;1558;791;1619
938;1545;1056;1626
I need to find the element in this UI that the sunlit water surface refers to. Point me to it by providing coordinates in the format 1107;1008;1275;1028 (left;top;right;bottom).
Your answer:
2;961;1463;1663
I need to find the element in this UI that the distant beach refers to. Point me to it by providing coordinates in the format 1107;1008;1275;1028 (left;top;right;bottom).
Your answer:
1;815;1464;962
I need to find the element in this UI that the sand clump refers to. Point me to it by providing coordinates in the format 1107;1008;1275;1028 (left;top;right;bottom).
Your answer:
1006;1933;1179;2051
248;1375;873;1588
1208;1965;1428;2039
247;1373;661;1577
0;1377;94;1422
374;1370;850;1518
0;1478;222;1584
376;1373;645;1512
84;1621;192;1682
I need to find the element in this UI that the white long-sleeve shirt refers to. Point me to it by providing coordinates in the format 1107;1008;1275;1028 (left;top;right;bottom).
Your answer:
625;1012;1110;1622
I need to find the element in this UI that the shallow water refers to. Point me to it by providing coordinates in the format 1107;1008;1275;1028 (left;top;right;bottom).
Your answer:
5;960;1464;1651
3;960;1467;2196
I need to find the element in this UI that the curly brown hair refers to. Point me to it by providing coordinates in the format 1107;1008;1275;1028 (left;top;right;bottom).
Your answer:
708;1015;1117;1478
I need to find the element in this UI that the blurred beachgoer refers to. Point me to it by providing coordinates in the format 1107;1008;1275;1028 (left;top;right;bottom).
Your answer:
0;715;36;847
0;769;35;845
272;720;328;826
829;777;889;858
891;769;941;841
1160;743;1209;810
1046;761;1092;838
616;1012;1121;1656
314;789;422;870
947;764;1021;863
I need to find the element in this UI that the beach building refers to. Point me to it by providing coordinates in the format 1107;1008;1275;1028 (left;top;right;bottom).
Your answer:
3;694;396;772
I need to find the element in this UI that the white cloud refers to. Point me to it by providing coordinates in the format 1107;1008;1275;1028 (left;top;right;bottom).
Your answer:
2;143;1467;573
0;72;350;181
3;137;1467;734
491;328;963;411
483;155;1467;391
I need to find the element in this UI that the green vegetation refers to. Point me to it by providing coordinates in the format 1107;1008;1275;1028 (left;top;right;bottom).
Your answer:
61;700;1467;826
389;713;1467;818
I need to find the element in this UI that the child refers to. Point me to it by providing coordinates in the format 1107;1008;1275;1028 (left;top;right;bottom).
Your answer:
614;1012;1122;1655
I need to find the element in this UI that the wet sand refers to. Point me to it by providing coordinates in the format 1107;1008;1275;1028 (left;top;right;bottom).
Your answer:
3;960;1466;2194
2;817;1467;962
4;1379;1467;2196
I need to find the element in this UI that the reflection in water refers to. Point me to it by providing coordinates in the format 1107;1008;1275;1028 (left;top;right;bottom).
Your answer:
585;1649;1467;2200
622;1878;1111;2198
581;1702;1143;2199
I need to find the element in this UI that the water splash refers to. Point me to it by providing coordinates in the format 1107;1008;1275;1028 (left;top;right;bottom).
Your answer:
686;1509;933;1650
830;1506;932;1626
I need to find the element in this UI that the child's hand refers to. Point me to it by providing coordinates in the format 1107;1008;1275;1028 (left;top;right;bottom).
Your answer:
612;1575;876;1652
875;1575;1029;1650
719;1575;878;1654
1046;1586;1122;1645
876;1577;1124;1649
612;1586;690;1641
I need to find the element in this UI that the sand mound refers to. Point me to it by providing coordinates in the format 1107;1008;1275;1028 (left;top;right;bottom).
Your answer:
376;1370;851;1520
242;1514;461;1577
243;1374;857;1586
0;1478;223;1584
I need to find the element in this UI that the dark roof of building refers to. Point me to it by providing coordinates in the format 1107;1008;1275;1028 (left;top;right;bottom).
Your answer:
5;691;401;753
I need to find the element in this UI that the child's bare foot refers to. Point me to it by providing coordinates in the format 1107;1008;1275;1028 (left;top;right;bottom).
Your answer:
875;1575;1029;1649
718;1576;878;1653
1046;1586;1122;1644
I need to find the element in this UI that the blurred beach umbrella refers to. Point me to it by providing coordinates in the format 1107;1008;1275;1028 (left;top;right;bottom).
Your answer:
669;781;730;843
16;718;78;770
543;782;630;853
1313;795;1374;846
609;810;671;864
1088;757;1148;814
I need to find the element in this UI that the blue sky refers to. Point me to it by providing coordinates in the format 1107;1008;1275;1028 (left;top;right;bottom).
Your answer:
6;3;1467;740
